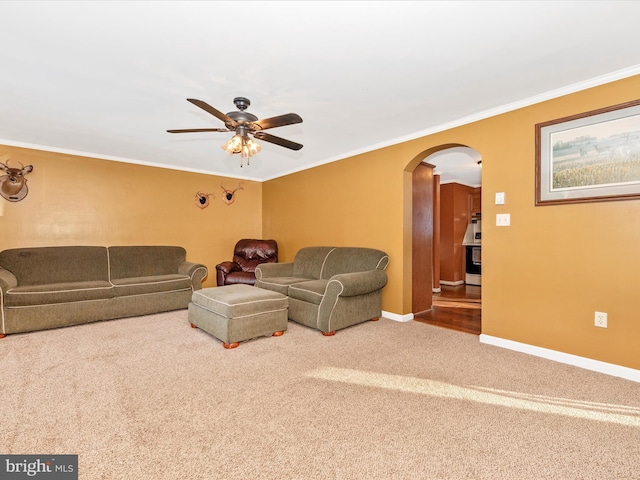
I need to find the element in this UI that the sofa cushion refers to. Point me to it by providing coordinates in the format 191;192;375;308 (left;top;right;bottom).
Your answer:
0;246;109;286
321;247;390;279
234;256;265;273
233;239;278;273
4;281;114;307
111;274;193;297
108;246;187;280
291;247;335;280
225;271;261;286
256;276;314;296
288;279;329;306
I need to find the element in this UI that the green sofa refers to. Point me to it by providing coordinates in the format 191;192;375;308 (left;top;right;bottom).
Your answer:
255;246;389;335
0;245;208;336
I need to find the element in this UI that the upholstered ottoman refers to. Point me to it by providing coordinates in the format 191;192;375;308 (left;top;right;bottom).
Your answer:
188;284;288;348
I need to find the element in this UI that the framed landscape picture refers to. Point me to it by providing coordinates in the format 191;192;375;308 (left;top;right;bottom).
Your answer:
535;99;640;205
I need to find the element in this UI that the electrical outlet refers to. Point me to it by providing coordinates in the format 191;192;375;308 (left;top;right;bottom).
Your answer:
594;311;608;328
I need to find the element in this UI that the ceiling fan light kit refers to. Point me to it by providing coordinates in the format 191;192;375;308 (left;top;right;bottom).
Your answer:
168;97;302;167
221;134;262;166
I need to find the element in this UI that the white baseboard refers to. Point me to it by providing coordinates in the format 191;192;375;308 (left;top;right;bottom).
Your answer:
382;310;413;322
439;280;465;286
465;273;481;286
480;334;640;383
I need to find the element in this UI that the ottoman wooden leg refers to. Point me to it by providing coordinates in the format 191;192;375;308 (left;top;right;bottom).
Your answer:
223;342;240;349
322;331;336;336
272;331;284;337
0;334;6;339
370;317;380;321
190;323;197;328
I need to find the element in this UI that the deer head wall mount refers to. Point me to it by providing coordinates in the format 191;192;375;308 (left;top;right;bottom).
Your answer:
195;191;215;209
0;157;33;202
221;182;243;206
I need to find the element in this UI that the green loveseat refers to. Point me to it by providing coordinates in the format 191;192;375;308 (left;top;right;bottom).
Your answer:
255;246;389;335
0;245;207;336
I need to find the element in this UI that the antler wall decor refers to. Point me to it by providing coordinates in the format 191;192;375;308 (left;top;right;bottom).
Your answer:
220;183;243;206
0;157;33;202
195;192;215;209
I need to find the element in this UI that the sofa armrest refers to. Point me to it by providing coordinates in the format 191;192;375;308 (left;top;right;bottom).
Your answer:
215;260;240;287
0;268;18;291
178;262;208;290
215;261;240;275
255;262;294;280
326;269;388;298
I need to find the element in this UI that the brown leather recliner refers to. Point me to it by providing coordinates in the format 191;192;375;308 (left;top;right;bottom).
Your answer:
215;239;278;286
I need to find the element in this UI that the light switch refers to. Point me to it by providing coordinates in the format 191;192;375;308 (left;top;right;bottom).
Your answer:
495;192;505;205
496;213;510;226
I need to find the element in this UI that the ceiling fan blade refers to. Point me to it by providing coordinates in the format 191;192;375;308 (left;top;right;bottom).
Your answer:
167;128;230;133
253;131;303;151
187;98;237;128
251;113;302;131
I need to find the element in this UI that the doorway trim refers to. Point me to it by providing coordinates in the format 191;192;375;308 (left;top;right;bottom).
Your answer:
404;143;477;316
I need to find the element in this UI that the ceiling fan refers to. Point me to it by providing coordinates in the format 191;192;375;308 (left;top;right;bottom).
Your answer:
168;97;303;166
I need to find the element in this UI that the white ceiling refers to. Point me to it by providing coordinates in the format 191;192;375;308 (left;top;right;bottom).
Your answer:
428;147;482;187
2;1;640;183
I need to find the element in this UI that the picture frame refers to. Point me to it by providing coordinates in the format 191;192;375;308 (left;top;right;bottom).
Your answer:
535;99;640;205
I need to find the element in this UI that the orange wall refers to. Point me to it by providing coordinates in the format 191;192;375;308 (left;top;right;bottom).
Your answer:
262;146;408;313
0;146;263;288
264;74;640;370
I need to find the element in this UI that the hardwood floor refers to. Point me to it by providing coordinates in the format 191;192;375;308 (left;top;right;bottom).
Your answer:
413;284;481;335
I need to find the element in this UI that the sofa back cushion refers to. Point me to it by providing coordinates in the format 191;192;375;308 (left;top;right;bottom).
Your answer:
320;247;389;279
0;246;109;286
292;247;336;280
108;246;186;280
233;239;278;273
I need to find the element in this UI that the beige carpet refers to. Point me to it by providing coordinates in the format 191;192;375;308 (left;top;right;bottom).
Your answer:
2;311;639;479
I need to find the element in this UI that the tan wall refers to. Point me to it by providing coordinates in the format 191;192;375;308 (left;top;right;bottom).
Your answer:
264;74;640;370
262;147;409;313
0;146;263;288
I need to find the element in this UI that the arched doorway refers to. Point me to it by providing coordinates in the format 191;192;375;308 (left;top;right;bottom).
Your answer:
409;145;482;334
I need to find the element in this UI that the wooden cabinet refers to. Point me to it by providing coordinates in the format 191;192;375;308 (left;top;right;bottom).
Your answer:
469;189;481;217
439;183;481;283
